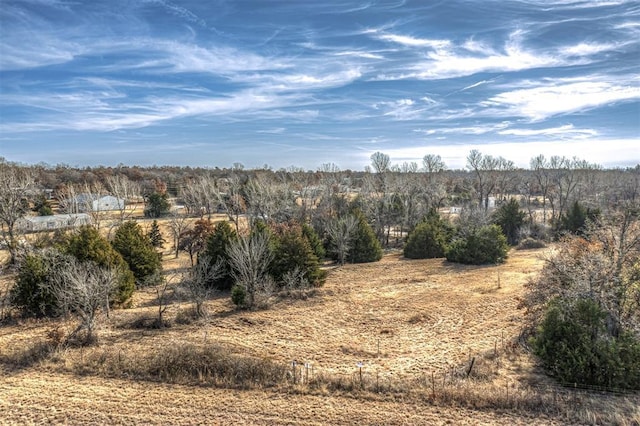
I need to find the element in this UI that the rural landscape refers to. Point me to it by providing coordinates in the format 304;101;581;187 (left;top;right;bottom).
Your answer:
0;152;639;425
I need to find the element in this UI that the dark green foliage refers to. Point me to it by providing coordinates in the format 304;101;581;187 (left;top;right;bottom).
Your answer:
202;221;237;291
231;284;246;307
112;221;162;286
533;299;640;390
144;192;170;218
492;198;526;245
147;220;166;249
33;195;53;216
558;201;601;235
302;222;325;260
11;251;62;317
346;210;383;263
445;224;509;265
403;210;452;259
270;223;326;287
62;225;135;305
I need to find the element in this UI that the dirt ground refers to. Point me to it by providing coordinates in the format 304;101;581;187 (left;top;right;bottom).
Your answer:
0;244;637;425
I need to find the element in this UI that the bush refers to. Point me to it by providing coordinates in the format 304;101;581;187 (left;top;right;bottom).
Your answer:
231;284;246;307
445;224;509;265
112;221;162;285
61;226;135;305
533;298;640;390
516;237;547;250
270;222;326;287
202;221;237;291
346;210;383;263
302;223;325;260
403;211;452;259
492;198;526;245
11;250;61;317
557;201;600;236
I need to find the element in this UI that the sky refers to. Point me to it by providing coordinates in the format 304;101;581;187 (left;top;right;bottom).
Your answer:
0;0;639;171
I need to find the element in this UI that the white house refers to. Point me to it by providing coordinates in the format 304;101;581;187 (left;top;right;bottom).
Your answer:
17;214;92;232
92;195;124;211
69;194;125;212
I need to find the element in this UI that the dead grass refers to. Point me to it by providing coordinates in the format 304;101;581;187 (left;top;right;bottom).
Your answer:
1;246;639;425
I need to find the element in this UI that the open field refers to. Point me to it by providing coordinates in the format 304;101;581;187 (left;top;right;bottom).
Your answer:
1;247;638;425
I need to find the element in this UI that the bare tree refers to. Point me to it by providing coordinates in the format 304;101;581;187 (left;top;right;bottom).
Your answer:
422;154;446;175
167;211;190;258
0;162;34;264
326;215;357;265
227;232;274;308
56;181;108;229
105;174;141;222
49;256;119;344
181;256;223;317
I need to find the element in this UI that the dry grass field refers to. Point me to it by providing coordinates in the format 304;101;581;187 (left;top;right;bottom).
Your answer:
1;243;638;425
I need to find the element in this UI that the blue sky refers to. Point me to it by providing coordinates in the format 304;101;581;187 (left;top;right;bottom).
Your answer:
1;0;639;170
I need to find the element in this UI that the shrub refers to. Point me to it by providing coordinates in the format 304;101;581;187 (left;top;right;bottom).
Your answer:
112;221;162;285
202;221;237;291
231;284;246;307
346;210;383;263
533;298;640;390
445;224;509;265
302;223;325;260
557;201;600;236
492;198;526;245
516;237;547;250
270;222;326;287
11;250;61;317
61;226;135;305
403;210;452;259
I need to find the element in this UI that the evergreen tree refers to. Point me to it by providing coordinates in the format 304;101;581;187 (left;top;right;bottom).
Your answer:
144;191;170;218
202;221;237;290
404;210;453;259
147;220;166;249
445;224;509;265
112;221;162;286
11;250;63;317
492;198;526;245
302;222;325;260
271;222;326;287
61;225;135;305
559;201;600;235
347;210;383;263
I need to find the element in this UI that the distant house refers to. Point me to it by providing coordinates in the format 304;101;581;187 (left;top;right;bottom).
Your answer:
17;214;92;232
68;194;125;212
92;195;125;212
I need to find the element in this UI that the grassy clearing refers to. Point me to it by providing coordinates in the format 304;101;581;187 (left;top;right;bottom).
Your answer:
1;247;638;425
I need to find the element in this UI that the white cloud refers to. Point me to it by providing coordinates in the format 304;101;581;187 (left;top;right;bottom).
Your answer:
498;124;598;138
560;42;617;56
377;33;451;50
483;79;640;121
380;139;640;170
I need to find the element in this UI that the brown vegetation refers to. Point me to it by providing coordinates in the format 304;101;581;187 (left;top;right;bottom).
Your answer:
1;247;638;424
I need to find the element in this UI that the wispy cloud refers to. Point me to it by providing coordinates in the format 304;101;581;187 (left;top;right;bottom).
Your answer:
482;76;640;121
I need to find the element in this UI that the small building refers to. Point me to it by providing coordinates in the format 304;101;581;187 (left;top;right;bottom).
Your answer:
68;194;125;212
92;195;124;211
17;214;92;232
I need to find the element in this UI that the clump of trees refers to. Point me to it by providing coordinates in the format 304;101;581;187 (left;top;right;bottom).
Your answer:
445;224;509;265
403;210;453;259
112;221;162;286
524;206;640;390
